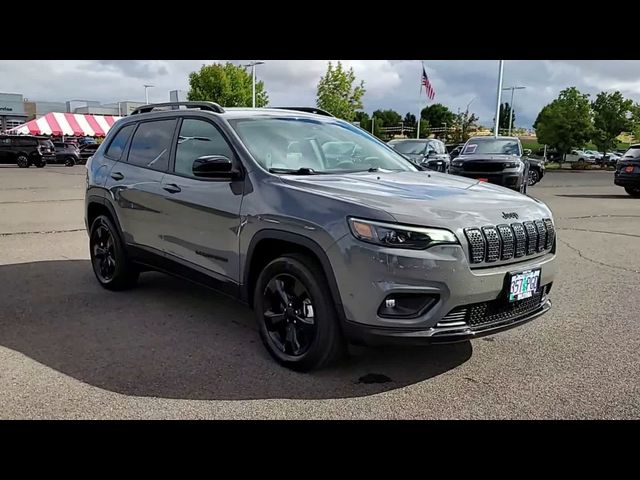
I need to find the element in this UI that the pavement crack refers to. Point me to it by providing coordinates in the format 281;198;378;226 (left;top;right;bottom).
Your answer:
558;238;640;274
558;228;640;239
0;228;85;237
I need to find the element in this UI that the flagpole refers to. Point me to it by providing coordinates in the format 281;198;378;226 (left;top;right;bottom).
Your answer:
417;61;425;139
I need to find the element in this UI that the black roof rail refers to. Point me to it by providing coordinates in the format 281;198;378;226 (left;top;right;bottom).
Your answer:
272;107;335;117
130;101;225;116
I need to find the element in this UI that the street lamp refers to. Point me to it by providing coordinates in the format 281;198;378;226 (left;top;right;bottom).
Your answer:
502;85;526;136
241;61;266;108
144;84;155;105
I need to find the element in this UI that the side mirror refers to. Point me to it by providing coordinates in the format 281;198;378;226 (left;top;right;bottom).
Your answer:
523;149;532;156
192;155;235;178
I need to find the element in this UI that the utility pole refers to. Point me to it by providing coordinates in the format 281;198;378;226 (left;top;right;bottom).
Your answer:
241;61;266;108
502;85;526;136
494;61;504;137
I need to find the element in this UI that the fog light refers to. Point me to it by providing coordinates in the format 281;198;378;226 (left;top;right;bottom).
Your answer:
378;293;439;319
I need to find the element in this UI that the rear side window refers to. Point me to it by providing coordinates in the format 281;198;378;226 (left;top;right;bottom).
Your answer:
16;137;37;147
623;147;640;159
174;118;235;177
127;120;177;171
105;124;135;160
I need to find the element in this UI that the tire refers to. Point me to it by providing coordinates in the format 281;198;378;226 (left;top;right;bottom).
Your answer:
624;187;640;197
65;156;76;167
16;155;29;168
253;253;345;372
35;160;46;168
528;169;540;186
89;215;139;291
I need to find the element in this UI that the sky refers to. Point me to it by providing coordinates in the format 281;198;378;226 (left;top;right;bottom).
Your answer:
1;60;639;128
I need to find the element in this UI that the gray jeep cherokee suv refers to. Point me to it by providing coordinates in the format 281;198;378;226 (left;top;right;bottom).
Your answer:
85;102;557;371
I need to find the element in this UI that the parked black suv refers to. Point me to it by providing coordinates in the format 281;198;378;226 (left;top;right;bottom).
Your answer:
78;143;99;164
53;141;81;166
388;138;450;172
614;144;640;197
449;136;530;194
0;134;55;167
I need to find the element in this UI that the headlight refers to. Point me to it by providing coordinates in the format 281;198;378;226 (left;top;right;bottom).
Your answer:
452;160;463;167
348;218;459;250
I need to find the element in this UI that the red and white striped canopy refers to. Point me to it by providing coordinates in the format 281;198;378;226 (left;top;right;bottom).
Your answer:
8;112;122;137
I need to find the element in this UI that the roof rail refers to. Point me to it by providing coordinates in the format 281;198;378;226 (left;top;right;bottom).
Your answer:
130;101;225;116
272;107;335;117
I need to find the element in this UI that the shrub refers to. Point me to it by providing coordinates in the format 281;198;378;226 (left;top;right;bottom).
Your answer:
571;161;589;170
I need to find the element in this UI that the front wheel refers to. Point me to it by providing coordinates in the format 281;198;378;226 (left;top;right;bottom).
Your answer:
253;254;345;372
625;187;640;197
528;169;540;186
89;215;139;291
65;156;76;167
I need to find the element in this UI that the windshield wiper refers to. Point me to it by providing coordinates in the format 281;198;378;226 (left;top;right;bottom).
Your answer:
268;167;319;175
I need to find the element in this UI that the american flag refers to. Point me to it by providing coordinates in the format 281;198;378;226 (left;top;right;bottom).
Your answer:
421;66;435;100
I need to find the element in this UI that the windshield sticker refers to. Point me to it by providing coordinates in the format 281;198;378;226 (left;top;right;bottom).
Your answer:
464;144;477;154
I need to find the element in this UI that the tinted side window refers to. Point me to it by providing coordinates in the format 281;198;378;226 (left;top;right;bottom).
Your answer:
105;124;135;160
127;120;177;171
174;118;234;177
16;138;37;147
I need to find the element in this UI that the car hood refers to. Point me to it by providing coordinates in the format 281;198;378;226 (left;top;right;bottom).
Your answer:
280;170;552;228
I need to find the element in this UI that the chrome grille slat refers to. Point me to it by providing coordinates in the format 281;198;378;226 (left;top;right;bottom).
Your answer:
465;218;555;265
482;226;501;262
497;224;514;260
523;221;538;255
511;223;526;257
534;219;547;252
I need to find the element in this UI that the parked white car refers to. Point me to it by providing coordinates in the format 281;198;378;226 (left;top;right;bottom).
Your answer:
565;149;596;163
585;150;603;160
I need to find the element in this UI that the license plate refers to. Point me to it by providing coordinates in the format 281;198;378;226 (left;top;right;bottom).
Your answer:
625;166;634;173
508;269;541;302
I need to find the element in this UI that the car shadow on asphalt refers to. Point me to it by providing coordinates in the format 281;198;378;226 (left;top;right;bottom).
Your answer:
0;260;472;401
555;194;633;199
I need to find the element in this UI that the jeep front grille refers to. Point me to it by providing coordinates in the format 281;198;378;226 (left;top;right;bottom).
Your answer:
464;218;555;265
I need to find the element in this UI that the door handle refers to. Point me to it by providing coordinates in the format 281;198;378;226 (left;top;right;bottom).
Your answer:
163;183;182;194
110;172;124;181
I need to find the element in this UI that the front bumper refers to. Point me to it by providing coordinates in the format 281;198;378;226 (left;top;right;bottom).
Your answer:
326;235;556;345
450;169;523;189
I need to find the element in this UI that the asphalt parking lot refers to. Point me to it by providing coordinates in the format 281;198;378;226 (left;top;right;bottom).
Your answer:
1;165;639;419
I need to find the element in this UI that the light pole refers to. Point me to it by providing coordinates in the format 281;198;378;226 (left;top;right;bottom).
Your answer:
502;85;526;136
241;61;265;108
494;60;504;137
144;84;154;105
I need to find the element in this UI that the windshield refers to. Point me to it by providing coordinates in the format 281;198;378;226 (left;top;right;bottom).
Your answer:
228;117;417;173
392;140;427;155
463;138;521;156
623;147;640;159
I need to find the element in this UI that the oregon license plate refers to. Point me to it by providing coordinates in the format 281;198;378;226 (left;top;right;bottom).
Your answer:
508;269;541;302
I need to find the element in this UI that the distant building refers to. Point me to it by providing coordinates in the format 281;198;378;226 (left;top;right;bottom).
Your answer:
0;92;28;132
23;100;67;120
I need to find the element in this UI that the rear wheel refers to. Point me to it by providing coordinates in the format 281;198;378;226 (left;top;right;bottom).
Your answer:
89;215;139;291
528;169;540;186
625;187;640;197
253;253;345;372
16;155;29;168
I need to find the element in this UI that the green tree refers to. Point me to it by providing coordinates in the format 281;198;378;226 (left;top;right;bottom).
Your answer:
373;109;402;128
452;110;479;143
498;103;515;132
353;111;369;127
534;87;593;157
316;61;366;121
591;91;634;153
403;112;417;131
187;62;269;107
420;104;455;129
631;103;640;142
